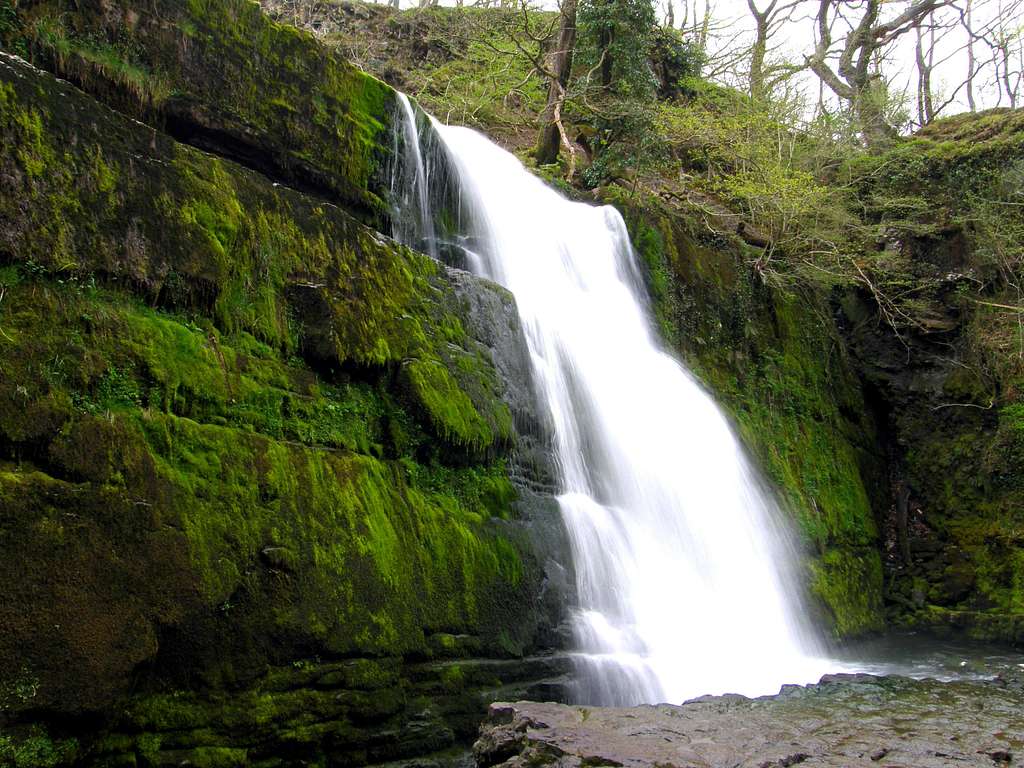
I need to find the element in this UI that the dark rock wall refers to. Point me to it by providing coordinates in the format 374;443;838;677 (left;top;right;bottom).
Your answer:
840;112;1024;642
0;2;570;762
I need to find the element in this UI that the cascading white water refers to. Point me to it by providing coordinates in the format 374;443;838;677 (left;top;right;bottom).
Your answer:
392;94;834;705
390;94;439;259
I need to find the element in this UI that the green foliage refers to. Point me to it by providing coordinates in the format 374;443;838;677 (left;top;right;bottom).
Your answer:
579;98;663;188
0;728;77;768
956;159;1024;281
404;8;549;132
655;95;861;284
0;0;26;57
573;0;662;186
649;25;704;99
840;108;1024;344
576;0;657;98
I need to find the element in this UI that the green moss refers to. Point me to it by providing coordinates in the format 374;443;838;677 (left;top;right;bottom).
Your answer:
0;54;545;738
28;15;173;107
842;109;1024;264
629;216;678;345
810;549;885;637
402;359;510;453
0;82;55;182
178;747;249;768
11;0;397;218
0;276;534;676
885;381;1024;626
0;728;78;768
731;295;877;550
0;55;514;456
440;664;466;693
897;605;1024;644
836;250;1024;639
94;659;445;766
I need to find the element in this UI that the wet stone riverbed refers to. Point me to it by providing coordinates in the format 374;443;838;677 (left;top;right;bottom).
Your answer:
472;671;1024;768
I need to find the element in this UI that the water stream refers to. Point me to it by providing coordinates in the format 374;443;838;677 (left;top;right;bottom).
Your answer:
390;94;836;705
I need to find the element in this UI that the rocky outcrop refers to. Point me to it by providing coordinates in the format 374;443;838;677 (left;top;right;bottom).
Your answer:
473;673;1024;767
840;109;1024;643
0;5;569;763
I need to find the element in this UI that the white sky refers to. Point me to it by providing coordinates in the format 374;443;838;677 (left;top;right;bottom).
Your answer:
676;0;1023;125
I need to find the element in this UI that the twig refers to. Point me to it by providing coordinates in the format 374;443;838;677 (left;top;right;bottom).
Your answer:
930;398;995;411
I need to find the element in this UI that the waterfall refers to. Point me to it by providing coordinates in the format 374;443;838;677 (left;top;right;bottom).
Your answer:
389;94;439;259
390;94;833;705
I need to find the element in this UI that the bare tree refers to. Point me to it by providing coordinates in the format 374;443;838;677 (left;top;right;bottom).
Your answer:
675;0;712;49
914;12;938;122
964;0;978;109
745;0;807;99
805;0;950;145
992;5;1023;107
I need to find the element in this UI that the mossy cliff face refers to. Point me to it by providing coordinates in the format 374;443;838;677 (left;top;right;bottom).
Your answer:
1;0;395;222
606;188;886;638
839;110;1024;643
0;48;567;766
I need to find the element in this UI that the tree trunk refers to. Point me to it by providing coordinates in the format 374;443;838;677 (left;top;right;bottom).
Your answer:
536;0;578;164
923;22;935;122
914;20;934;125
1000;38;1018;108
600;27;614;88
856;74;898;148
750;16;768;99
965;0;977;111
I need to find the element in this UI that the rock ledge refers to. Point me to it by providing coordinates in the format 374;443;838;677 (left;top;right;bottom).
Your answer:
474;674;1024;767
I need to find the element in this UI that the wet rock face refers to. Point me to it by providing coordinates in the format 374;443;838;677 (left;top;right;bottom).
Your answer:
447;268;556;490
0;21;572;764
473;674;1024;767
